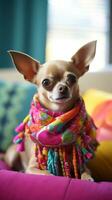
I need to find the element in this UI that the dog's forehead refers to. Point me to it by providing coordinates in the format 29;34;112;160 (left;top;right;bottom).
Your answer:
42;60;73;77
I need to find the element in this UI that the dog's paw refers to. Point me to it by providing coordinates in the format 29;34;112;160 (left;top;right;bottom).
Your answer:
26;168;53;176
37;170;54;176
81;172;94;182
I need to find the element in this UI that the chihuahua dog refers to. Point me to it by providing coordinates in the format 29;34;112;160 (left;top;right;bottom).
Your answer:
5;41;97;180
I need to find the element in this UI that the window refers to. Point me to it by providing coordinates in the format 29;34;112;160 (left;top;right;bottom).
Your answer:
46;0;109;71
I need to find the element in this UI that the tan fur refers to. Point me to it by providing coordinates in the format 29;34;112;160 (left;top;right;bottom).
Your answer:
5;41;97;180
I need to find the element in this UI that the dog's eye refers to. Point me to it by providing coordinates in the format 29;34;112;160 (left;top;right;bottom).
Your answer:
67;74;77;85
42;79;51;88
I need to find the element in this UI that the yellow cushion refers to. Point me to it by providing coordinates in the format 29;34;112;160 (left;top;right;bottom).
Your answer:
83;89;112;181
88;141;112;181
83;89;112;115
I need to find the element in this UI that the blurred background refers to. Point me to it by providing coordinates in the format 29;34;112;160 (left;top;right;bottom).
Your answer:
0;0;111;71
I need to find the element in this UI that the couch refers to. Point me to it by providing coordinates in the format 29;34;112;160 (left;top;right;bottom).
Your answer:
0;69;112;200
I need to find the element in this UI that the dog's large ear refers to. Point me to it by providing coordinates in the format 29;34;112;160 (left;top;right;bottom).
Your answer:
71;41;97;77
8;51;40;82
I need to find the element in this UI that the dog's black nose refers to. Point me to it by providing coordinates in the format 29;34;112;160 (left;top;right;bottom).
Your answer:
58;85;68;95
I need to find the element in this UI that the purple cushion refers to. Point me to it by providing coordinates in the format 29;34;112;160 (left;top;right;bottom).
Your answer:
0;160;10;170
0;170;112;200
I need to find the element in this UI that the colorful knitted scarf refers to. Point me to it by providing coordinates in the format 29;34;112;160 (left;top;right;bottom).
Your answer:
14;94;98;178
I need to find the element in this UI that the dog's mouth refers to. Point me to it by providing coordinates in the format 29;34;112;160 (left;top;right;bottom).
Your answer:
55;96;69;100
49;95;71;103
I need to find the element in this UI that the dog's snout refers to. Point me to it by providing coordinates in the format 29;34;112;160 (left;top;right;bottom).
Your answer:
58;85;68;94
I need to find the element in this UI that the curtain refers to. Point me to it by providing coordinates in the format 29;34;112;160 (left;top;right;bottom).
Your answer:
0;0;48;68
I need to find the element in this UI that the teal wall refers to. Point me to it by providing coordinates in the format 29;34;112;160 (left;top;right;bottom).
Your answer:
0;0;48;68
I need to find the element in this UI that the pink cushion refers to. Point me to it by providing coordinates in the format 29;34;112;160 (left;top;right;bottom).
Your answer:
0;160;10;170
0;170;112;200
